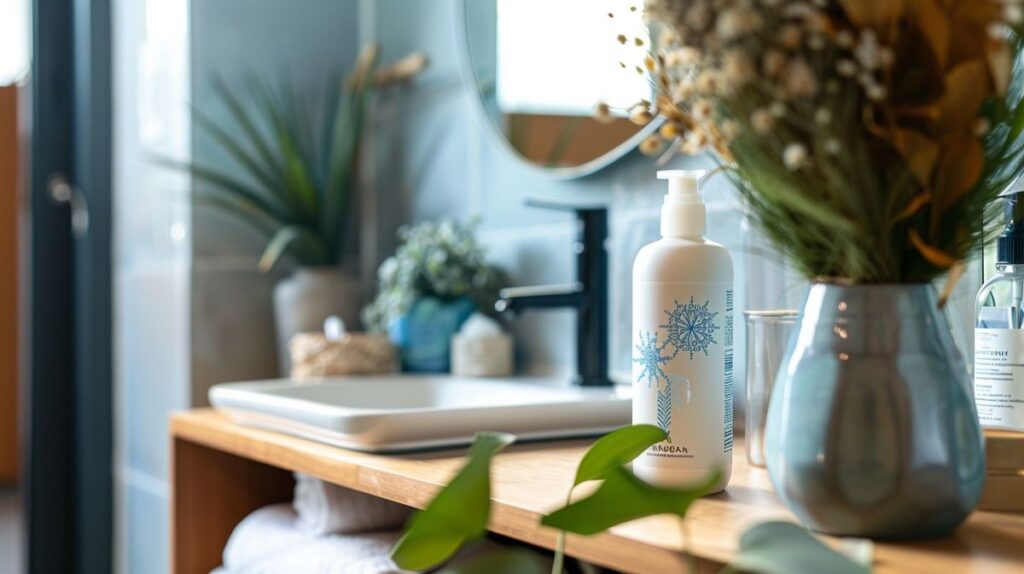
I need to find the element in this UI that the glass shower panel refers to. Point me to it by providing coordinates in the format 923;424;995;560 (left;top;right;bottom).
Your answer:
113;0;190;572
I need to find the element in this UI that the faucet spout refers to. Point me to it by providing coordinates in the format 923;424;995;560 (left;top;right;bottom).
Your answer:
495;283;584;316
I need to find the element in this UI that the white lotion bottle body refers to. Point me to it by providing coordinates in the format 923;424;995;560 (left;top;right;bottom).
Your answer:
631;171;734;492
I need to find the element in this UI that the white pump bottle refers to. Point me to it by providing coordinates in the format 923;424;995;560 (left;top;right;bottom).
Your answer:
631;170;733;492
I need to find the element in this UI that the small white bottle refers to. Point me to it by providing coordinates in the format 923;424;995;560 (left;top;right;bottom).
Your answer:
975;191;1024;431
632;170;733;492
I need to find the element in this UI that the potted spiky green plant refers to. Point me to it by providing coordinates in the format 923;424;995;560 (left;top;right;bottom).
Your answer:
186;46;427;372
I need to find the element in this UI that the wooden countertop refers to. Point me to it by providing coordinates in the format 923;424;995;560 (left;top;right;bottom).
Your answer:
171;409;1024;574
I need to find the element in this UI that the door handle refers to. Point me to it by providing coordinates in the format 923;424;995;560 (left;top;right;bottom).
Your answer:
47;173;90;238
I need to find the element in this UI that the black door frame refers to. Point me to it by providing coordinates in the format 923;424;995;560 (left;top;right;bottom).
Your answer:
27;0;76;571
28;0;113;572
71;0;113;571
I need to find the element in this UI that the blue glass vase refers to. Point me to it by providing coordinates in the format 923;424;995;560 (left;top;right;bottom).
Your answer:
764;283;985;539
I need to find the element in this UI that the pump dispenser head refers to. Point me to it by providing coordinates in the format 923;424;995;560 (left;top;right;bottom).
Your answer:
658;170;707;237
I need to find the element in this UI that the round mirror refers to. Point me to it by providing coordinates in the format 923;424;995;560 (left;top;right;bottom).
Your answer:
458;0;660;178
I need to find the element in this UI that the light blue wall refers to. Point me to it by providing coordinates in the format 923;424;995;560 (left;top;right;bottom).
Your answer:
190;0;363;392
365;0;754;380
365;0;984;380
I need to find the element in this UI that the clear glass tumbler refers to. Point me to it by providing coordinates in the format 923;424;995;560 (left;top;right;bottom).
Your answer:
744;309;798;467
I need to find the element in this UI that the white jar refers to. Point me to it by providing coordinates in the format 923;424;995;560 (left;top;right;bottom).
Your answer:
450;314;513;377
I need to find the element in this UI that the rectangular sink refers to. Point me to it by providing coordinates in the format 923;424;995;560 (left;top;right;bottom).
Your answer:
209;375;632;452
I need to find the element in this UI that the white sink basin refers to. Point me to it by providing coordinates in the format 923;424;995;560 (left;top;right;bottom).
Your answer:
209;375;632;452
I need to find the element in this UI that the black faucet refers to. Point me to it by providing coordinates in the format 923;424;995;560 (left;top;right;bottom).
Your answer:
494;201;610;387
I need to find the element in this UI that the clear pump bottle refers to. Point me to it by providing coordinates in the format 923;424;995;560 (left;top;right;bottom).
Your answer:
975;192;1024;431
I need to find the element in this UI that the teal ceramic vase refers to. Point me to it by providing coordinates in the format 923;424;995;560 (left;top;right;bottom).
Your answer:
764;283;985;539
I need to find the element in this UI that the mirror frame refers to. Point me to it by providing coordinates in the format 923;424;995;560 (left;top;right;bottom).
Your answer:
453;0;664;180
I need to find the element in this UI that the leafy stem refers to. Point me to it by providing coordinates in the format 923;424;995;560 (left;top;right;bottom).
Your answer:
550;491;572;574
681;517;696;574
551;424;668;573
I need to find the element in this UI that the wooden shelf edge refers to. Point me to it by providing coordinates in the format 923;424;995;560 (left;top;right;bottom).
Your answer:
169;410;719;574
170;409;1024;574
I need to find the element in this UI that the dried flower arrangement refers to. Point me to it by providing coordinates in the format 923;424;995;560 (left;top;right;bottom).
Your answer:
621;0;1024;285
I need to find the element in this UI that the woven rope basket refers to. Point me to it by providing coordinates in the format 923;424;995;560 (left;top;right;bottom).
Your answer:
289;332;397;378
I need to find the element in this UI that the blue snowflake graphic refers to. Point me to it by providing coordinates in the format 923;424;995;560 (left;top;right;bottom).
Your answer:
633;330;671;387
661;296;720;359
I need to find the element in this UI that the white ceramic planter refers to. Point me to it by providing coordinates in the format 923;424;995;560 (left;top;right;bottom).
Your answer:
273;267;362;375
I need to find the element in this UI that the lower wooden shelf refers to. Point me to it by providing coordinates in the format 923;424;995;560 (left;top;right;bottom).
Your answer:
170;409;1024;574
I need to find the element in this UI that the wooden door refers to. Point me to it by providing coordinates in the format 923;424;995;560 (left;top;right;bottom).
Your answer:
0;85;19;485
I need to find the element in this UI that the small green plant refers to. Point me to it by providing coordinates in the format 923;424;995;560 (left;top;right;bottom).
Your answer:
362;219;507;332
183;46;426;272
391;425;870;574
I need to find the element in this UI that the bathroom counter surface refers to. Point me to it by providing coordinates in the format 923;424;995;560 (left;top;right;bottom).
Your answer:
171;409;1024;574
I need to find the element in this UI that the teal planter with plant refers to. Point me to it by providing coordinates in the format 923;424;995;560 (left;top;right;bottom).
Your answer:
365;219;506;373
635;0;1024;538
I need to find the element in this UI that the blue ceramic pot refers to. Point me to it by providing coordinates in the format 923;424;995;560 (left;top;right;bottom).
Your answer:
764;283;984;539
388;296;476;373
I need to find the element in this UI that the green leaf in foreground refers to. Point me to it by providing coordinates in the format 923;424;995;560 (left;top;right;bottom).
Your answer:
437;546;550;574
728;522;871;574
391;432;516;571
542;467;720;535
553;424;668;574
572;424;667;486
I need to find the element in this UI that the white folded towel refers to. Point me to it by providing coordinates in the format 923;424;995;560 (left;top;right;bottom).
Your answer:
221;503;409;574
231;533;406;574
293;473;412;536
222;504;312;571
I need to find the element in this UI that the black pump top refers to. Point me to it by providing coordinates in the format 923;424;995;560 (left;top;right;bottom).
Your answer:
998;192;1024;265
